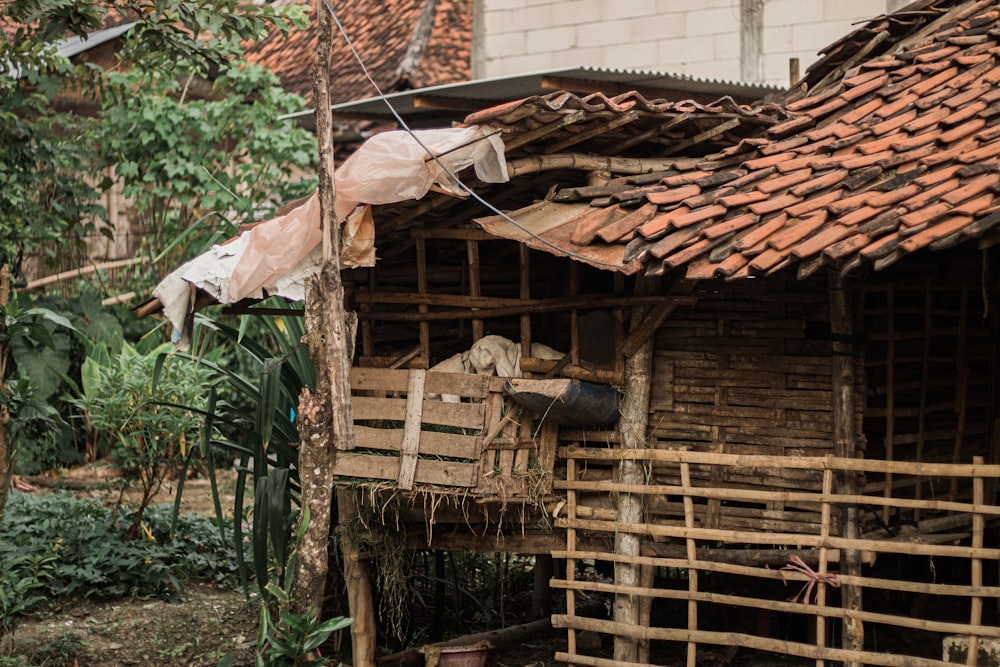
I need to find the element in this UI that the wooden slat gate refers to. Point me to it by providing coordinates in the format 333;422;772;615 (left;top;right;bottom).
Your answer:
333;367;559;496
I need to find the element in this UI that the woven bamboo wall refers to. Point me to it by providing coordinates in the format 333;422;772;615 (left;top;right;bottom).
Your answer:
641;277;865;536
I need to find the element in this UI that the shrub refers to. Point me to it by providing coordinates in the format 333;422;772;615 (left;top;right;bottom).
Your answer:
0;491;245;636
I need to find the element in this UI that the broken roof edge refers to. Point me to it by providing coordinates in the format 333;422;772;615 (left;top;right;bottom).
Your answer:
279;65;784;129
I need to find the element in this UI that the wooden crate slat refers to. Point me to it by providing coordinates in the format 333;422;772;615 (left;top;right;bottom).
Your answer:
421;400;487;430
354;425;482;460
333;452;479;487
353;396;407;421
396;369;426;490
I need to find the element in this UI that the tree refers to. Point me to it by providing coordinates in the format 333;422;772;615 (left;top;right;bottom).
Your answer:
0;0;311;286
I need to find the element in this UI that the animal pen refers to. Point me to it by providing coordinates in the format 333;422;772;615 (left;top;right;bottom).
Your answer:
147;1;1000;664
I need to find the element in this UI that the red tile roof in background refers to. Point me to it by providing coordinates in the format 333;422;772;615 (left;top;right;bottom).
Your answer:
243;0;472;106
462;0;1000;280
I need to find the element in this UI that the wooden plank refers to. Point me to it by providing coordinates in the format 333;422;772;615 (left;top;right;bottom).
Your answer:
333;452;479;487
396;369;426;490
353;425;481;460
350;367;491;399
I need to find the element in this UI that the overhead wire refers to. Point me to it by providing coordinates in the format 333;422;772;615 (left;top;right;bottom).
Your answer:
320;0;628;271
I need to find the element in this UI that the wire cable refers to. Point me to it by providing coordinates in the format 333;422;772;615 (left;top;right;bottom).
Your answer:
321;0;629;271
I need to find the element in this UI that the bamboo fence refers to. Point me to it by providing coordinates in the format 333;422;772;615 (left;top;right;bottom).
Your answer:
553;448;1000;667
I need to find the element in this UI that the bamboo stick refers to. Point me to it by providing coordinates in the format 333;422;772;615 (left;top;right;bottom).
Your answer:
566;456;578;659
967;456;985;666
915;278;932;519
951;286;969;502
415;234;430;364
553;548;1000;598
553;617;964;667
680;460;698;667
467;239;483;340
553;515;1000;559
558;446;1000;477
24;256;144;291
816;466;834;666
357;295;697;321
556;478;1000;516
548;578;1000;638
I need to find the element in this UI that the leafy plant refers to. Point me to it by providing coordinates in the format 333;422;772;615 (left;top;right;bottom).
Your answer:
0;289;81;519
0;491;246;635
177;308;315;598
254;508;352;667
71;342;213;538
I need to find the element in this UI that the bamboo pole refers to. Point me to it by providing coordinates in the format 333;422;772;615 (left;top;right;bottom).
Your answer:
950;286;969;502
915;278;931;519
566;456;579;660
680;460;698;667
552;549;1000;598
558;446;1000;477
967;456;985;666
24;256;143;291
467;239;483;341
815;466;834;667
338;488;377;667
613;275;659;664
554;616;963;667
884;284;895;528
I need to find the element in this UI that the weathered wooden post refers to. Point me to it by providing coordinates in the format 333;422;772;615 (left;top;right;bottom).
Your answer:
613;274;660;663
829;273;864;664
292;2;375;666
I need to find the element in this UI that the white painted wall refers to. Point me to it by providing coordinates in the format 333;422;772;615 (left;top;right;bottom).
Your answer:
473;0;896;87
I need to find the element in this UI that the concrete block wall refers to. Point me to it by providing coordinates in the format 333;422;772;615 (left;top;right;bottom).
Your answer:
474;0;894;88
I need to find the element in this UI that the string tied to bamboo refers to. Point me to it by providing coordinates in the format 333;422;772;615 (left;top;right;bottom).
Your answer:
779;555;840;604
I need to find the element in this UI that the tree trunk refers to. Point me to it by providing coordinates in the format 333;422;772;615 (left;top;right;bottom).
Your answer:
291;0;356;623
0;265;12;521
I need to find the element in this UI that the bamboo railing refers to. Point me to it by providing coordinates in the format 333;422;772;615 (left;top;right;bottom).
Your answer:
553;448;1000;667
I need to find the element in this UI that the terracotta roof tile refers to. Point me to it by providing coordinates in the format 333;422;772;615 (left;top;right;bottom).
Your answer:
244;0;471;104
867;184;922;207
465;2;1000;280
749;193;800;215
733;214;789;251
785;190;843;218
646;184;701;205
790;169;848;196
702;212;759;239
597;202;658;242
767;212;829;250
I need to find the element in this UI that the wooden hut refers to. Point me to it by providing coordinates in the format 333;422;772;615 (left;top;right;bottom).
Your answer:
325;1;1000;664
145;1;1000;664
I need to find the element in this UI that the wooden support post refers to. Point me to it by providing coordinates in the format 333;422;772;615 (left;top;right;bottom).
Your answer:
829;274;863;664
613;275;659;664
292;3;359;665
531;554;553;620
968;456;985;666
467;239;483;341
338;488;377;667
415;233;430;364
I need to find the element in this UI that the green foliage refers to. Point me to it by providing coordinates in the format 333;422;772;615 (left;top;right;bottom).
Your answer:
95;63;317;286
178;309;314;600
71;342;213;537
0;492;245;635
254;508;352;667
0;0;314;287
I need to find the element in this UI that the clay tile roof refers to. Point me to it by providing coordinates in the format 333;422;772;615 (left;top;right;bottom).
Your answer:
243;0;471;105
456;0;1000;280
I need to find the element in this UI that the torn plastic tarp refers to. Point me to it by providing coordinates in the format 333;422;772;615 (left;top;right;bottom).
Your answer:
153;125;508;350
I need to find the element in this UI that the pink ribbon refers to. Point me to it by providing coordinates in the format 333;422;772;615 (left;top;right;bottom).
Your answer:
780;555;841;604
